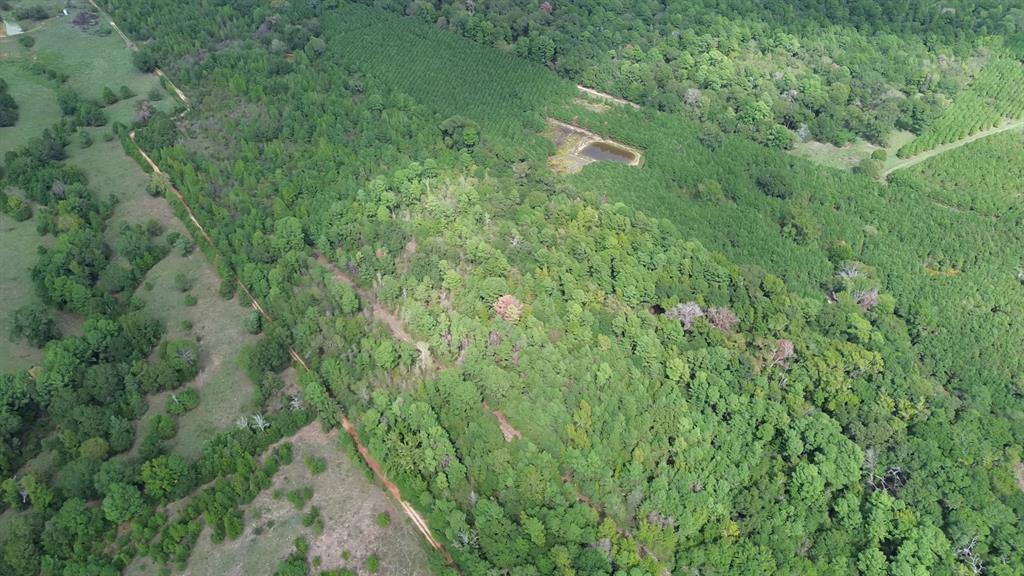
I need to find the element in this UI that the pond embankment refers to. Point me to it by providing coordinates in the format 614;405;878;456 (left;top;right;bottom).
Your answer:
546;119;643;174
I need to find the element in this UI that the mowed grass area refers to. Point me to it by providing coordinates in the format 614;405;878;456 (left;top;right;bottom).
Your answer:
0;213;48;373
0;61;61;156
0;59;57;372
128;426;433;576
30;8;177;124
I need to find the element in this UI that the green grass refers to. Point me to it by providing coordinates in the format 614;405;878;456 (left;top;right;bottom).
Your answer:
64;120;258;463
132;252;259;460
1;0;69;21
0;61;60;156
127;427;434;576
0;213;48;373
790;130;915;172
0;58;58;373
23;8;176;124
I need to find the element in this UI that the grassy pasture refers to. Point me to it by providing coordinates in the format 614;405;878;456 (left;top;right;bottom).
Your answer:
0;212;47;373
0;62;61;156
28;9;176;123
791;130;915;172
131;251;259;460
0;60;56;373
126;426;433;576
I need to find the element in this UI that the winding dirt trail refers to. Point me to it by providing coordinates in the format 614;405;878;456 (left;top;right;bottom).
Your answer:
883;117;1024;177
313;251;419;346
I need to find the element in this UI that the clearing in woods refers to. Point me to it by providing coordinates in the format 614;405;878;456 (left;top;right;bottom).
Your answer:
790;130;915;171
546;118;643;174
64;119;261;462
126;426;433;576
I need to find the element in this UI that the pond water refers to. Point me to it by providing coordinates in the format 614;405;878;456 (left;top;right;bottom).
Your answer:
580;141;637;164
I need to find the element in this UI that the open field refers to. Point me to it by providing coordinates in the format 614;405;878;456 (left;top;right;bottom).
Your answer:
790;130;915;171
127;426;433;576
0;62;60;156
29;8;176;123
0;59;56;373
131;250;259;460
0;212;47;373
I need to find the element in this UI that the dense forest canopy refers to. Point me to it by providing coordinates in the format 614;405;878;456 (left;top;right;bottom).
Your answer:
362;0;1024;148
1;0;1023;575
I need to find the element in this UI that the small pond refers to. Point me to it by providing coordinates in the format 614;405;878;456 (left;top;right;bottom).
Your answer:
580;141;638;165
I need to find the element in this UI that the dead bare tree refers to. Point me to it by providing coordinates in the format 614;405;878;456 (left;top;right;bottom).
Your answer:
956;537;985;575
770;339;795;367
707;307;739;333
854;288;880;311
864;449;907;495
666;302;704;331
250;413;270;432
838;263;861;281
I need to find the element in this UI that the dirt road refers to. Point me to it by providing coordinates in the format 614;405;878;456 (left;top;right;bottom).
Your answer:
883;117;1024;177
87;0;189;105
576;84;640;109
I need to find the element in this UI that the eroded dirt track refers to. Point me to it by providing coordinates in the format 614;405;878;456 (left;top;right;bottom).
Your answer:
883;118;1024;176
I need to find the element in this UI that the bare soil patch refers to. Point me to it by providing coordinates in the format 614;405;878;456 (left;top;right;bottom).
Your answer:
492;409;522;442
72;10;99;30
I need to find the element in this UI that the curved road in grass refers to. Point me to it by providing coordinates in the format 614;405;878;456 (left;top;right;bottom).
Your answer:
883;118;1024;177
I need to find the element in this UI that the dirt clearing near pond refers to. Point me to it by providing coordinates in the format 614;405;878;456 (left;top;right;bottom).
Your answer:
546;118;643;174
